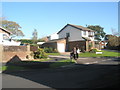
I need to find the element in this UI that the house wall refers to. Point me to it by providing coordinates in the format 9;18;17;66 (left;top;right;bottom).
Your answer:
42;42;57;50
42;39;66;53
58;25;85;41
0;28;21;46
69;41;86;51
81;31;94;41
0;33;10;44
49;33;59;40
0;29;10;36
58;25;95;42
0;28;10;41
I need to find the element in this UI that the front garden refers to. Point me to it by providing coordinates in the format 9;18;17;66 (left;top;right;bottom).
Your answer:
79;49;119;57
1;48;119;72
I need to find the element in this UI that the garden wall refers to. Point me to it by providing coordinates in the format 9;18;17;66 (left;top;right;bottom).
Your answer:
2;45;35;62
0;44;3;62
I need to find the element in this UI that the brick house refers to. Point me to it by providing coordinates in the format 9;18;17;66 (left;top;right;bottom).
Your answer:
42;24;95;53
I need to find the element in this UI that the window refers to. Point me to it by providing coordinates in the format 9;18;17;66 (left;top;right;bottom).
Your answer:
83;31;86;35
66;33;70;37
3;34;9;40
89;32;91;35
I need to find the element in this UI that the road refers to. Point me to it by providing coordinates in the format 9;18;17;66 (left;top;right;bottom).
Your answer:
2;57;120;88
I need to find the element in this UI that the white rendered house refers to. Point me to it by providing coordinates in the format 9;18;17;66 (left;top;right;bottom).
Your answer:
47;33;59;41
0;27;21;46
42;24;95;52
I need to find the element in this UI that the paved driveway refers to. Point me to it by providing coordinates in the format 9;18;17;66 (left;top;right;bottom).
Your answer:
2;57;119;88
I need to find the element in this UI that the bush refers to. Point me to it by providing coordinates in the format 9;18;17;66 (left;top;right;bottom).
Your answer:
44;47;58;53
81;46;85;53
89;48;98;53
34;48;48;59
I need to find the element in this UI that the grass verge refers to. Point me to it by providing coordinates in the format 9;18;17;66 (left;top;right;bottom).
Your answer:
79;50;120;57
0;65;25;71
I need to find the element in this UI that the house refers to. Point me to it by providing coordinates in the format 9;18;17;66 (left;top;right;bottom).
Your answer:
42;38;66;52
47;33;59;41
99;41;107;49
57;24;95;52
0;27;21;46
37;42;45;45
42;24;95;53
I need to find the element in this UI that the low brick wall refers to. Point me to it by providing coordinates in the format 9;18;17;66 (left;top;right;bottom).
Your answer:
0;44;3;62
3;51;31;62
4;46;27;52
2;45;34;62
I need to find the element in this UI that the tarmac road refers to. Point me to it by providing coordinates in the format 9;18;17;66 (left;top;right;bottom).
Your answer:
2;57;120;89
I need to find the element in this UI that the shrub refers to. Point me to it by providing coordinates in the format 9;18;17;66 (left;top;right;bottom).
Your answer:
81;46;85;53
34;48;48;59
89;48;98;53
44;47;58;53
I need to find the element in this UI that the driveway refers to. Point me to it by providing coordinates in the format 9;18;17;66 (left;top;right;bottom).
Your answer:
2;57;119;88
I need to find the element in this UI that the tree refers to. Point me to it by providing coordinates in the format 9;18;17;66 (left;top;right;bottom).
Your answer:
87;25;106;40
32;29;38;44
17;39;34;44
1;20;24;37
105;34;120;50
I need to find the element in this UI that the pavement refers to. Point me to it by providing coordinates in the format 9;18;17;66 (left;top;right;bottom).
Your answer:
2;56;120;88
49;55;120;64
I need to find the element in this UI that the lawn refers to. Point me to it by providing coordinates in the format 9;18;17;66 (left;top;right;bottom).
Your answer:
0;65;25;71
79;50;120;57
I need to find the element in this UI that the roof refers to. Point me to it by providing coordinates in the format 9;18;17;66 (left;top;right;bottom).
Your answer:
57;24;95;34
0;26;12;35
45;38;65;43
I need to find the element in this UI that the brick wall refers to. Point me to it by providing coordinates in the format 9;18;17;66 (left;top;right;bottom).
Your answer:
2;45;34;62
0;44;3;62
69;41;86;51
4;46;27;52
30;46;38;52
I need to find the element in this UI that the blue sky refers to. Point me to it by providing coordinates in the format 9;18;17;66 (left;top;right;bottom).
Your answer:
2;2;118;39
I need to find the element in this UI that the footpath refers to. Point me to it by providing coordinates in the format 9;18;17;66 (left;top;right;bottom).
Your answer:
49;55;119;65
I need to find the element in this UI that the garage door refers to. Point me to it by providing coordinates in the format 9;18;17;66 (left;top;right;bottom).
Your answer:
57;43;65;53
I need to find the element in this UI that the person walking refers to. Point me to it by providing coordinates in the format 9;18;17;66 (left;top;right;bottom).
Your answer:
76;47;80;59
70;47;78;63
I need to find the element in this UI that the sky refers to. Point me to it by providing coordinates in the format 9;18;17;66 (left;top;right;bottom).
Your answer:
2;1;118;39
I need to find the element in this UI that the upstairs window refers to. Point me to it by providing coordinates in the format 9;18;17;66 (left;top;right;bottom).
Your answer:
66;33;70;37
3;34;9;40
89;32;93;35
83;31;86;35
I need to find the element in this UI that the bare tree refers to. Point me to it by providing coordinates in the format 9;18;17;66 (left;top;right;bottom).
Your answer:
32;29;38;44
111;28;119;36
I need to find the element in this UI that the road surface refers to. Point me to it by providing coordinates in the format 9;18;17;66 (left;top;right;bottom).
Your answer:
2;57;120;88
